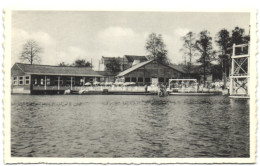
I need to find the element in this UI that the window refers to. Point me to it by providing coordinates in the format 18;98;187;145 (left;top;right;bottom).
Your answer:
13;76;18;85
25;76;30;85
40;78;44;85
125;77;130;82
138;77;143;82
159;77;165;82
46;78;51;85
55;77;63;85
80;79;84;83
66;77;75;85
131;77;136;82
19;76;24;85
145;78;151;83
33;78;38;85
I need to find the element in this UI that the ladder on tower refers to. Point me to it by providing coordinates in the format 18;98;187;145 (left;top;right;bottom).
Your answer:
229;43;250;98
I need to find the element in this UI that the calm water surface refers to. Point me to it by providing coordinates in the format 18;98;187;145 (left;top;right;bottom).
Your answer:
11;95;249;157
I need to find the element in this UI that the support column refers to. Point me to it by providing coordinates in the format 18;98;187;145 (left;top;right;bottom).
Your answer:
71;76;73;90
44;76;47;90
58;76;60;90
230;44;236;95
248;44;250;96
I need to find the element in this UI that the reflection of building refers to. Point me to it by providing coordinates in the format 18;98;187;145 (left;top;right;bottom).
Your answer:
99;55;148;71
11;63;102;94
116;59;186;85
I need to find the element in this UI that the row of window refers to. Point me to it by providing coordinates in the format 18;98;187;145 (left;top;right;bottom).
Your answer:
13;76;30;85
33;77;78;86
124;77;169;83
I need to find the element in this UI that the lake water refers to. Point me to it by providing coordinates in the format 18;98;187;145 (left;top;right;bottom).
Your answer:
11;95;249;157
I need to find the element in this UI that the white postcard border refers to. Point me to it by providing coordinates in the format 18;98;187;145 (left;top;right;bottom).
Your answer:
3;8;257;164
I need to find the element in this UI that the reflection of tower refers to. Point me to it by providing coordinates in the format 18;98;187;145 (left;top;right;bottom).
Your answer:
229;43;250;98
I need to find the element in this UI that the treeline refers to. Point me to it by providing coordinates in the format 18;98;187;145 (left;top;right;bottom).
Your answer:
58;59;93;68
180;27;250;85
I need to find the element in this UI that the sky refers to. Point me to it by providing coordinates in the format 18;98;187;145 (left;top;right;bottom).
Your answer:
11;11;250;70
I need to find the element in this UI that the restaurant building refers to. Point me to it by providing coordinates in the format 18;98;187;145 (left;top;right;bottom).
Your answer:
11;63;102;94
116;59;186;85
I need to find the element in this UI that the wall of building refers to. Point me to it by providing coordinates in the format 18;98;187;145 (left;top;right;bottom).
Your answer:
122;62;184;85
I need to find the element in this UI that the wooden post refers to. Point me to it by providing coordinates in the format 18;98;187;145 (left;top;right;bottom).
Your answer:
58;76;60;90
44;76;47;90
230;44;236;95
247;43;250;96
71;76;73;90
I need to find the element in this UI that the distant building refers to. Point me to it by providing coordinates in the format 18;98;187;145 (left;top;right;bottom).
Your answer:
116;59;186;85
11;63;102;94
99;55;148;72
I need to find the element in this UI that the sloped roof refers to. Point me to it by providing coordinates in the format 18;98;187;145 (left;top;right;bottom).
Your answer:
96;71;118;76
168;64;186;73
12;63;102;77
124;55;148;62
117;60;153;77
117;60;187;77
169;64;202;74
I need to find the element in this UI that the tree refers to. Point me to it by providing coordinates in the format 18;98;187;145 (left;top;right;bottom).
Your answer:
20;40;42;64
230;27;250;55
105;58;121;73
58;62;69;66
145;33;169;63
194;31;216;84
230;27;250;45
180;31;196;75
72;59;93;68
215;29;231;88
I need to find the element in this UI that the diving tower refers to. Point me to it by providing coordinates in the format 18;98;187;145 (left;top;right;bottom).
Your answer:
229;43;250;98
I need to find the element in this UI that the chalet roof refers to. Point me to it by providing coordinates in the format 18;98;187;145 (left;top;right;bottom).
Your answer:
12;63;102;77
124;55;148;62
117;60;153;77
169;64;202;74
168;64;186;73
117;60;185;77
96;71;118;76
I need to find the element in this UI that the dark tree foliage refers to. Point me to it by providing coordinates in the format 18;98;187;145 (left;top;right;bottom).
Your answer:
194;30;216;84
105;58;121;73
215;29;231;87
215;27;250;86
72;59;93;68
20;40;42;64
231;27;250;45
58;62;69;66
231;27;250;55
145;33;169;64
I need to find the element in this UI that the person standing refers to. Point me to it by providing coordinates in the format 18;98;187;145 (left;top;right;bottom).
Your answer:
144;84;148;93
